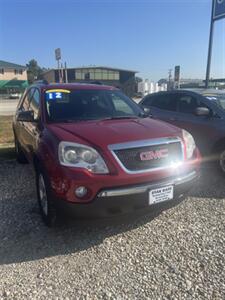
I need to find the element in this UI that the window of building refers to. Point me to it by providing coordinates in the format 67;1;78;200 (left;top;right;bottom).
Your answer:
114;72;119;80
102;71;108;80
94;69;102;80
89;71;95;80
75;71;83;80
74;68;120;81
14;69;23;75
0;69;4;74
108;71;114;80
84;72;90;80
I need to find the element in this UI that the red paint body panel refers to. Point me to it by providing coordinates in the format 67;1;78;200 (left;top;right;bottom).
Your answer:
14;83;201;208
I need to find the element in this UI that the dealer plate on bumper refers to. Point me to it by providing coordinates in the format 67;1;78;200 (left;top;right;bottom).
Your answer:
149;185;174;205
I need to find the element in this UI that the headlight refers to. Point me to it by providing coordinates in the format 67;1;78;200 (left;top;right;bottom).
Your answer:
58;141;109;174
182;129;196;159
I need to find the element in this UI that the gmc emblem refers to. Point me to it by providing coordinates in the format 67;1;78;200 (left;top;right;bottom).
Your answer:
140;149;169;161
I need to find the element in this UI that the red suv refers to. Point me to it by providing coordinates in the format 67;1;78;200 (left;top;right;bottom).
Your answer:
13;82;201;226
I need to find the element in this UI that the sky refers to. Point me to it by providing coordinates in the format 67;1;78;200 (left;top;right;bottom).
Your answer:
0;0;224;81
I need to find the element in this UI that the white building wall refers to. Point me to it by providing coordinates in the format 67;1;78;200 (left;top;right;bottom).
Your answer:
138;80;167;96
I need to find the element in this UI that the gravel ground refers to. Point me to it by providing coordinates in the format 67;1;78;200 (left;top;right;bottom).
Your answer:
0;160;224;300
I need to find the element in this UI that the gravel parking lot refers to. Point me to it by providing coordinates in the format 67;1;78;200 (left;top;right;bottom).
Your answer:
0;160;224;299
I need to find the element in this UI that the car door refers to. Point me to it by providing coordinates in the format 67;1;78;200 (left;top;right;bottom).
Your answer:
22;88;41;161
14;89;28;142
16;88;34;153
173;92;220;155
141;93;180;125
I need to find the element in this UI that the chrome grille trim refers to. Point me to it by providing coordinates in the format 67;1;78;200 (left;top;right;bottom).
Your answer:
98;171;197;197
108;137;185;174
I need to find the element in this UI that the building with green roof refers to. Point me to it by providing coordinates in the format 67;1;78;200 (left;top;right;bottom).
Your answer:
0;60;28;93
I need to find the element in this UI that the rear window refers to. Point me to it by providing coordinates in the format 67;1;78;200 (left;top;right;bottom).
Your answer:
45;89;142;122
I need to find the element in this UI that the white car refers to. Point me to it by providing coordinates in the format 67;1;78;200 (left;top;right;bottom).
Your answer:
9;93;20;99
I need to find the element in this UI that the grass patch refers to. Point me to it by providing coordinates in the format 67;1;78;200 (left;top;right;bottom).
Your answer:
0;116;14;144
0;116;15;160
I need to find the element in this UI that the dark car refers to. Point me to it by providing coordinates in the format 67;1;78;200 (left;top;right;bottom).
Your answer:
13;82;201;226
140;89;225;173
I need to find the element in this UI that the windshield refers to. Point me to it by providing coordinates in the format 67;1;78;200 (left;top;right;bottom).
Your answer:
205;94;225;110
45;89;143;122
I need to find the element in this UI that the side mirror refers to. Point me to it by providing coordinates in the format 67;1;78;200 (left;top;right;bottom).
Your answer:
17;110;35;122
143;106;151;115
139;106;151;118
194;107;210;117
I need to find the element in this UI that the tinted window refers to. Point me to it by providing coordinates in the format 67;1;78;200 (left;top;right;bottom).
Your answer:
150;94;177;112
45;89;142;122
205;94;225;110
111;93;134;115
141;95;153;107
177;94;207;114
21;89;34;111
29;89;40;120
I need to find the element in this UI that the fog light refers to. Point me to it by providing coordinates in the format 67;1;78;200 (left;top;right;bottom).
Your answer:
75;186;88;198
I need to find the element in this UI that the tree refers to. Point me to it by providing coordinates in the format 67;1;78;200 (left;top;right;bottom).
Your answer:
158;78;168;85
26;59;43;83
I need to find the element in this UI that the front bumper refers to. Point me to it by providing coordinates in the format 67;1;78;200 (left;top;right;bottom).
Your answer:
55;170;199;218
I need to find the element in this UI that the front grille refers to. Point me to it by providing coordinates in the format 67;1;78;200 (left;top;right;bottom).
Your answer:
112;140;183;172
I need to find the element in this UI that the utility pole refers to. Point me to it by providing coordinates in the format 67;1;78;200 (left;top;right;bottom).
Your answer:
205;0;225;88
65;62;68;83
174;65;181;89
205;0;215;88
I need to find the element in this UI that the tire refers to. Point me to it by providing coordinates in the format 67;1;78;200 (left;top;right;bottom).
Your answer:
36;166;58;227
15;137;28;164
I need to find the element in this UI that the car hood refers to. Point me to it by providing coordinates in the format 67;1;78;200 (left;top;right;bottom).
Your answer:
47;118;182;148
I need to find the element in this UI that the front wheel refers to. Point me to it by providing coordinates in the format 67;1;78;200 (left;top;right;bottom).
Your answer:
36;168;58;227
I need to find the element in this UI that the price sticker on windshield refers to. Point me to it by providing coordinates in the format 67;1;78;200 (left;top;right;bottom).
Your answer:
46;92;62;100
45;89;71;102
